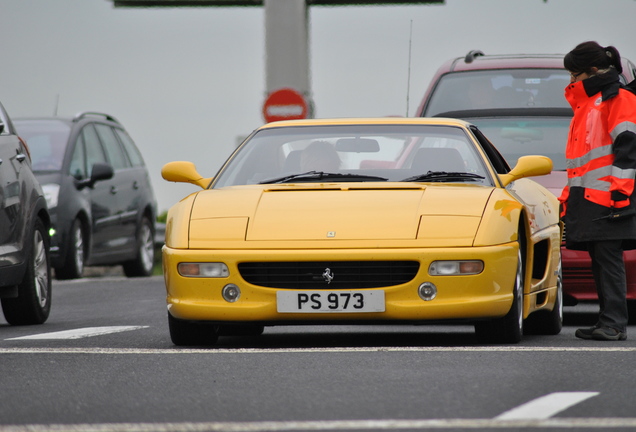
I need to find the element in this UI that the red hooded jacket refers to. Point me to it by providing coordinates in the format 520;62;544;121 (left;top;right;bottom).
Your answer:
559;70;636;250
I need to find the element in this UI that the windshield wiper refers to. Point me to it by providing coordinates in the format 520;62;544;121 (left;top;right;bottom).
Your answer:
401;171;485;182
260;171;388;184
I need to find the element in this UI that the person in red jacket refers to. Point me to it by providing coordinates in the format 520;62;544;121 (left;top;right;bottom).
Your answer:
560;41;636;341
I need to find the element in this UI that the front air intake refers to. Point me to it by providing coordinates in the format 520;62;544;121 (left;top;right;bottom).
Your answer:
238;261;420;289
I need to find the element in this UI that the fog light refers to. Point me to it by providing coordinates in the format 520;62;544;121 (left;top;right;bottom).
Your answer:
222;284;241;303
418;282;437;301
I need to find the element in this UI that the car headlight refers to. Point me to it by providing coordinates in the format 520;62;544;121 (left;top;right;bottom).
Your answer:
178;262;229;277
428;260;484;276
42;183;60;209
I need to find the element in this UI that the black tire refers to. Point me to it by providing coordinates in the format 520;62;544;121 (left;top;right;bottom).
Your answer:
123;217;155;277
218;324;265;336
55;218;85;280
1;218;52;325
168;314;219;346
524;261;563;335
475;246;524;344
628;300;636;325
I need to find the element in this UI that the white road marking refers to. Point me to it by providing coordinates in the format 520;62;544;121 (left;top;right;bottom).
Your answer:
495;392;599;420
5;326;149;340
2;418;636;431
1;346;636;353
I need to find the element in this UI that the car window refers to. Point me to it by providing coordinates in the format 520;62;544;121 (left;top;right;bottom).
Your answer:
114;128;145;167
13;119;70;172
95;124;129;170
213;124;493;188
0;105;10;136
469;125;510;174
83;124;108;173
69;134;86;179
423;69;571;116
468;116;570;170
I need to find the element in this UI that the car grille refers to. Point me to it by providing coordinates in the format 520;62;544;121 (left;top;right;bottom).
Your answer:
238;261;420;289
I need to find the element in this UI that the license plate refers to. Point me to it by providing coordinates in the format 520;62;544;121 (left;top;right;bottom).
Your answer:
276;290;385;313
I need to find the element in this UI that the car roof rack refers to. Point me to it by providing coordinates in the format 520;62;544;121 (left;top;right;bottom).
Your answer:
72;111;120;124
464;50;485;64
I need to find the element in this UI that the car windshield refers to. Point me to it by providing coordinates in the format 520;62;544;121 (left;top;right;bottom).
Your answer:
423;69;571;117
13;119;71;172
460;115;570;171
212;124;494;188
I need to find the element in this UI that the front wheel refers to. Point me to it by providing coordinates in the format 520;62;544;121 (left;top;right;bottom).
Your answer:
1;218;52;325
55;218;85;280
168;314;219;346
524;261;563;335
475;246;524;344
218;324;265;336
123;217;155;277
627;300;636;325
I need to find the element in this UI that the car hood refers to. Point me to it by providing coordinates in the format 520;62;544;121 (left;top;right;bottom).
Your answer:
186;183;495;247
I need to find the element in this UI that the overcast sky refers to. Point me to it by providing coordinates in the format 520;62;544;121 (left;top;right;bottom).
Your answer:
2;0;636;212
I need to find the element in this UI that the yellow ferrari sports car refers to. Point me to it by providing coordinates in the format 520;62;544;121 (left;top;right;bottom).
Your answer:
162;117;562;345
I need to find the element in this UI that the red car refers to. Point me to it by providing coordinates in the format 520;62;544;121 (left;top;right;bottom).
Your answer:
416;50;636;311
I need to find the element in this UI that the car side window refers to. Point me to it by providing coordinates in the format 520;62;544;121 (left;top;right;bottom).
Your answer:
114;128;145;167
0;112;8;135
84;124;108;173
470;125;510;174
95;124;129;170
69;134;86;179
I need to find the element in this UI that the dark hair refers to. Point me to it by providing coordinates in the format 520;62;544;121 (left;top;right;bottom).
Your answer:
564;41;623;74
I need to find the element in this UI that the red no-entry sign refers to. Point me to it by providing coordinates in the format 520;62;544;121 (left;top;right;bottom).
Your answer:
262;88;308;123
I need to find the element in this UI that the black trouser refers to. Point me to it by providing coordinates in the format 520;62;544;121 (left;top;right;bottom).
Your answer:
588;240;629;332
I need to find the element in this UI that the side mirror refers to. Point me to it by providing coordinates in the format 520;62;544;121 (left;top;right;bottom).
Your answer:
161;161;212;189
75;162;114;190
499;155;553;187
91;162;114;182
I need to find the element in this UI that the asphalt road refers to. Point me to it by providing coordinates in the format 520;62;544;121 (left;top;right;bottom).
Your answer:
1;274;635;432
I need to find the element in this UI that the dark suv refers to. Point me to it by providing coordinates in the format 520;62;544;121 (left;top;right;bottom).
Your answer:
416;50;636;308
0;101;52;324
14;112;157;280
